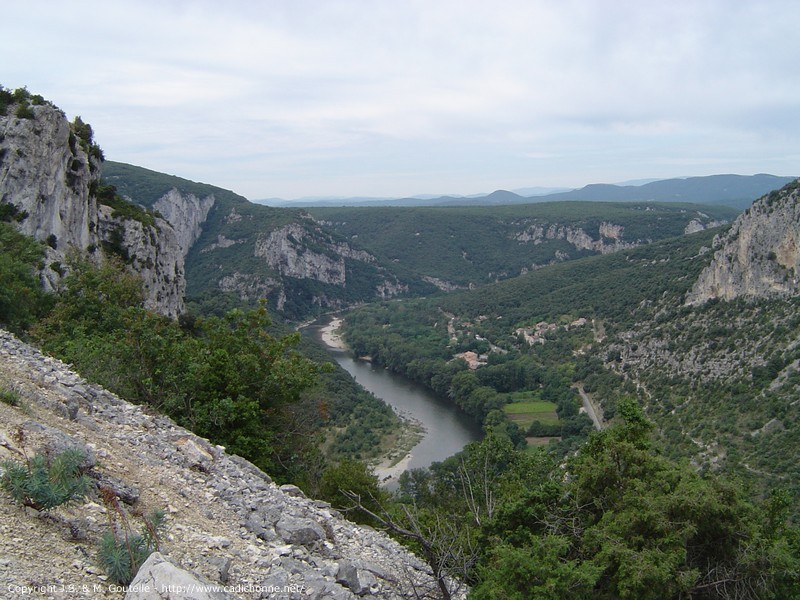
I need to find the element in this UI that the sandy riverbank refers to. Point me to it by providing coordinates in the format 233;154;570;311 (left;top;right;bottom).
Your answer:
369;413;425;486
320;317;348;350
317;316;424;486
372;453;414;484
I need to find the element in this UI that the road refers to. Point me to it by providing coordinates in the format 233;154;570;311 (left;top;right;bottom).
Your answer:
576;385;604;430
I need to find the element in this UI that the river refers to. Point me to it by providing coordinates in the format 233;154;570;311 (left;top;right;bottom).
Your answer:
303;316;483;482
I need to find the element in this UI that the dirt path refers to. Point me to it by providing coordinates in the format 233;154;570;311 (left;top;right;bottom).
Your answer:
576;385;604;430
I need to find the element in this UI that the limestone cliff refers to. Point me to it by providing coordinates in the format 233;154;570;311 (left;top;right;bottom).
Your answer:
0;92;185;317
95;205;186;317
512;221;638;254
197;211;408;315
0;329;462;599
0;98;98;291
255;223;350;285
153;188;215;259
686;179;800;305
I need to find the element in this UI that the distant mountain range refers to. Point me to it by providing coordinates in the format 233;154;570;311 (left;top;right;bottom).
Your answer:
258;174;795;209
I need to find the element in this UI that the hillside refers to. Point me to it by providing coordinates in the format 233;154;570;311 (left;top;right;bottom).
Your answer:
338;178;800;510
102;162;432;320
307;202;737;289
103;161;741;318
0;328;457;599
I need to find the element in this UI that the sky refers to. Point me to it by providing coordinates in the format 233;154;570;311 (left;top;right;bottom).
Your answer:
2;0;799;200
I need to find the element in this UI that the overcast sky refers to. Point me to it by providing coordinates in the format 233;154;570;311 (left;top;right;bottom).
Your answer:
2;1;798;200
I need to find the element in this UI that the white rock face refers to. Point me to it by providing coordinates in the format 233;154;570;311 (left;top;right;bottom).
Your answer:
686;181;800;305
0;103;99;290
513;222;637;254
96;205;186;317
125;552;230;600
0;99;186;317
153;188;215;258
255;223;347;284
218;272;284;309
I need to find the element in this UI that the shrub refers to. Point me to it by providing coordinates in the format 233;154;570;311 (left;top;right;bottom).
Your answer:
0;385;21;406
0;447;91;511
0;86;13;115
14;102;35;120
98;521;162;585
97;485;166;584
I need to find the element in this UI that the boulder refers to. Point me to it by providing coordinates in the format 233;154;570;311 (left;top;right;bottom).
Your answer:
124;552;231;599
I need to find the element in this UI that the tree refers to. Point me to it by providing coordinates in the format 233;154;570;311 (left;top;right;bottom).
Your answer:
319;459;387;525
475;398;800;599
32;257;323;479
0;222;49;332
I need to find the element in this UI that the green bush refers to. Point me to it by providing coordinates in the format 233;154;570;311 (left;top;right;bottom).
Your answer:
97;496;165;585
0;448;91;511
0;385;21;406
14;102;35;120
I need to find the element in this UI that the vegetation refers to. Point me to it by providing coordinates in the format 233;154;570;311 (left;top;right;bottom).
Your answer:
0;86;53;119
101;160;251;208
69;116;104;165
94;183;160;228
1;441;91;511
471;401;799;599
98;484;166;585
0;384;21;407
309;202;738;288
0;221;50;333
29;256;326;483
332;403;799;599
339;228;721;442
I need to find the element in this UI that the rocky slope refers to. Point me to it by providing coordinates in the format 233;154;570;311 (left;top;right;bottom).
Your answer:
686;179;800;304
0;93;185;317
0;329;463;599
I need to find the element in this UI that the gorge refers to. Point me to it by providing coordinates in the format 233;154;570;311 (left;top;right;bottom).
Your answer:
305;316;482;484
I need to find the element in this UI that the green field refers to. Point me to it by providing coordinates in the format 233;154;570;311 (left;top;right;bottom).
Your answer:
503;399;559;428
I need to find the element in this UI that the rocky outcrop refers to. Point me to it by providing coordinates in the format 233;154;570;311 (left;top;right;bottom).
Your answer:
684;217;727;235
0;101;99;291
0;329;465;599
686;180;800;305
255;224;349;285
126;553;230;600
96;206;185;317
218;272;286;310
421;277;463;293
152;189;215;258
0;95;186;317
512;221;638;254
243;222;406;308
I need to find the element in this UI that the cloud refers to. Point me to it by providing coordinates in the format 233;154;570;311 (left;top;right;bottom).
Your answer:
1;0;798;198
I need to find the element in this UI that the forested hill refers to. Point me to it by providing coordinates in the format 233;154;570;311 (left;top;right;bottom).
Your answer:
339;178;800;515
334;180;800;596
102;161;741;319
308;202;737;290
